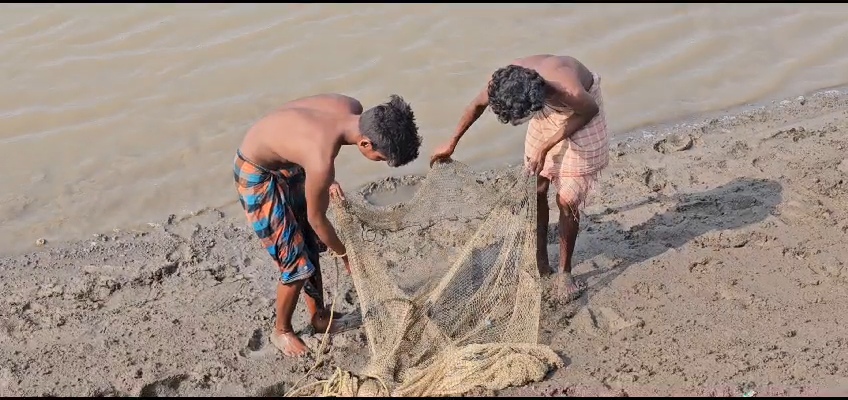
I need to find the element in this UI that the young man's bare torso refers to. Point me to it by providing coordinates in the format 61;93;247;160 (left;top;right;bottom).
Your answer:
239;94;371;173
234;93;420;357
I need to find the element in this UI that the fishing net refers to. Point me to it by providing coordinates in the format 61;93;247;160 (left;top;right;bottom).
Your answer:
306;160;562;397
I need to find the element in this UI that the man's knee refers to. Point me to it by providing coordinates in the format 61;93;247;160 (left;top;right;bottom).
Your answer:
556;195;579;220
277;277;307;295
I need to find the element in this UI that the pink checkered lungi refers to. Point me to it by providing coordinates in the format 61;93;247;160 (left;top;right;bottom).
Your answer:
524;72;609;212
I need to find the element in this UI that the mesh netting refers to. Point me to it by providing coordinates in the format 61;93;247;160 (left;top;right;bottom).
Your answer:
315;160;563;397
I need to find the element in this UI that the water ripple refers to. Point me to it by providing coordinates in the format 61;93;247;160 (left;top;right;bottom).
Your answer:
1;3;847;250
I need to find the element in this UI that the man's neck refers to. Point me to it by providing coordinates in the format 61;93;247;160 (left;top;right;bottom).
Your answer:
339;115;362;146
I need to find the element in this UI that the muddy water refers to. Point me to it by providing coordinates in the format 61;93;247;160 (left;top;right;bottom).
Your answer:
2;4;848;252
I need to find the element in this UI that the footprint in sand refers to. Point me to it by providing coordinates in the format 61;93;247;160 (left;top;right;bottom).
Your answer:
239;328;271;359
653;134;694;154
138;374;189;397
569;307;644;336
256;382;288;397
343;288;357;307
247;328;264;351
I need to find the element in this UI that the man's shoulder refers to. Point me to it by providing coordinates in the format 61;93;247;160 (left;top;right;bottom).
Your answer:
280;94;363;115
511;54;561;66
324;93;361;102
532;56;587;84
298;93;360;103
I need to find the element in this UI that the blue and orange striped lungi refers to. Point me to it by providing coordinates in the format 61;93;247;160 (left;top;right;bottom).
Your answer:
233;150;327;300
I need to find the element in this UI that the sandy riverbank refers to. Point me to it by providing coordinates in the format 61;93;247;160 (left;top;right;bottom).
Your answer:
1;88;848;397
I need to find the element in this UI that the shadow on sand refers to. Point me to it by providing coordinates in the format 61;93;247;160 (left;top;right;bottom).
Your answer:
544;177;784;308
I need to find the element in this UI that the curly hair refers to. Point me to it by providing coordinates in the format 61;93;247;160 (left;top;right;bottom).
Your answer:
359;95;422;167
487;65;548;125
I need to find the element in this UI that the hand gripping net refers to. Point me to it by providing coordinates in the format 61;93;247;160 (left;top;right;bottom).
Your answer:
320;160;563;397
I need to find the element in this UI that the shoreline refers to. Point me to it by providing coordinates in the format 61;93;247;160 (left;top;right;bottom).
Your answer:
2;85;848;396
611;83;848;146
3;85;847;258
359;84;848;209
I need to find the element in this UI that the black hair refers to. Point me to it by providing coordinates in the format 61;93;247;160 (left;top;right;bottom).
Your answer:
487;65;548;125
359;94;422;167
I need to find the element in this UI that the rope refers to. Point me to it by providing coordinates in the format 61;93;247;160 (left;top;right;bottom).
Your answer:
283;256;341;397
286;367;390;397
284;236;389;397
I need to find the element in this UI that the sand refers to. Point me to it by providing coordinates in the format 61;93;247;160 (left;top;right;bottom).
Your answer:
2;88;848;397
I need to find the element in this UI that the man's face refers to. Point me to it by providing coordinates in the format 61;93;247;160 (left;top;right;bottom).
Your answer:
358;140;386;163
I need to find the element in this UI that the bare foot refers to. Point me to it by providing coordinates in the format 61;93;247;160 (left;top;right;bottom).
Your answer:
270;331;310;357
311;309;351;334
551;272;585;304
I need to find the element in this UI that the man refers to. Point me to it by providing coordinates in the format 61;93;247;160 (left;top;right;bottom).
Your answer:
234;94;421;357
430;54;609;303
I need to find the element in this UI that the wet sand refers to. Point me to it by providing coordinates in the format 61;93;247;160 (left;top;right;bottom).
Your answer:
1;88;848;396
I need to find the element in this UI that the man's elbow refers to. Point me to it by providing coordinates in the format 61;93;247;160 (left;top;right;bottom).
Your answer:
469;100;487;114
307;212;327;230
580;104;599;120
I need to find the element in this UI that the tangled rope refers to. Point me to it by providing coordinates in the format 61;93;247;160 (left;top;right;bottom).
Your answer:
283;249;389;397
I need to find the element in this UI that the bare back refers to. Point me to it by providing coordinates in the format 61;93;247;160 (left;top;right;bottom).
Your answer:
238;94;363;172
512;54;594;107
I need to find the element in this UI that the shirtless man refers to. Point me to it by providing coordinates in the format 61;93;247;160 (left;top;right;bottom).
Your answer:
234;94;421;356
430;54;609;303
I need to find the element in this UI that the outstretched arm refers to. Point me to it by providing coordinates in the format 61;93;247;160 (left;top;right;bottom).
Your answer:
449;86;490;147
304;163;346;257
430;84;490;166
538;67;600;152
